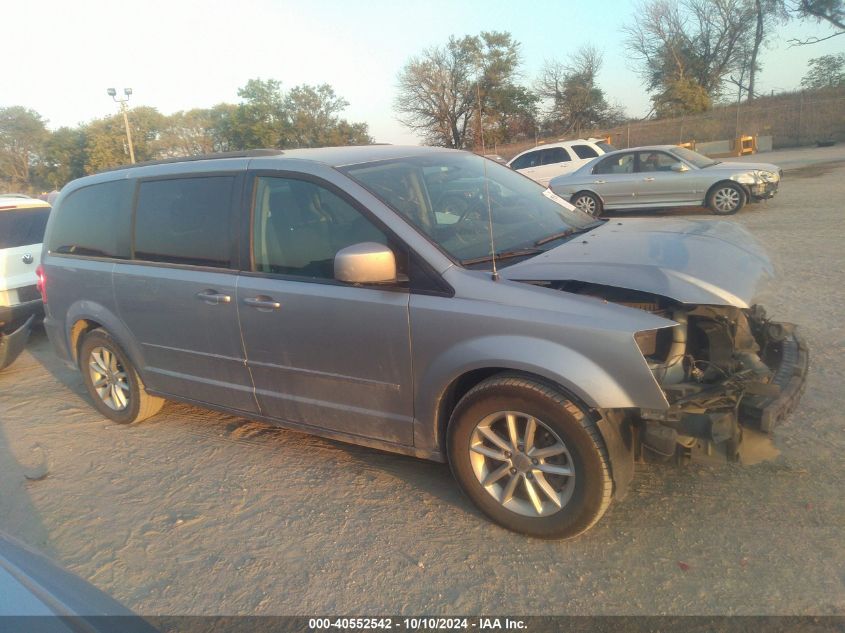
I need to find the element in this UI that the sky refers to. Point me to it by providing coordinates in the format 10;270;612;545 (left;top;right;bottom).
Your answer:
4;0;844;145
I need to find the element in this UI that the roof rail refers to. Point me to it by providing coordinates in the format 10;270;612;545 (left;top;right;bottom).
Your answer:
100;149;284;173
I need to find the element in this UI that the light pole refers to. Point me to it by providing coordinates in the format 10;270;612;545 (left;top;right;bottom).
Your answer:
107;87;135;164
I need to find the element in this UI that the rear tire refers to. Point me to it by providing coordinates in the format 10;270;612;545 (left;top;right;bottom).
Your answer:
571;191;603;218
79;329;164;424
447;374;613;539
707;182;746;215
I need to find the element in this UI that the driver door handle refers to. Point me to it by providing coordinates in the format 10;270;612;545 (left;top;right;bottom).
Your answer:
593;180;606;184
244;297;281;310
196;290;231;305
642;177;656;182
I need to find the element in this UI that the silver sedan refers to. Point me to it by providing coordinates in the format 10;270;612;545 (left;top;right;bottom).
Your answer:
548;145;781;217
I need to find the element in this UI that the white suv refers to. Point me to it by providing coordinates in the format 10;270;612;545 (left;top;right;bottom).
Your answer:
508;138;615;186
0;196;50;369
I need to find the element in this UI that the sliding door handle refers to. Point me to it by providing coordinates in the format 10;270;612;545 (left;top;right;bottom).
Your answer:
244;296;281;310
196;290;231;305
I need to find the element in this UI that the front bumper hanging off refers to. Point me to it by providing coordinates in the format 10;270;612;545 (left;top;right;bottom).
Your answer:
640;324;809;462
740;328;809;432
0;315;35;371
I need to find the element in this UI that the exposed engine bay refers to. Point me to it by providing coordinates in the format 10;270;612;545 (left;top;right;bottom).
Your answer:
540;281;809;464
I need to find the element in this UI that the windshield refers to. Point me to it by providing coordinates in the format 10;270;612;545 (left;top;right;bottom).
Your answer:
669;147;719;168
343;153;597;263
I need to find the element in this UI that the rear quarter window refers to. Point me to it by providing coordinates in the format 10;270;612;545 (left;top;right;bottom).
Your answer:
0;208;50;249
571;145;599;159
46;180;133;258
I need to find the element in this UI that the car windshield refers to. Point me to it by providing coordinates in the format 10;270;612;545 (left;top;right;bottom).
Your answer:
343;153;597;264
669;147;719;168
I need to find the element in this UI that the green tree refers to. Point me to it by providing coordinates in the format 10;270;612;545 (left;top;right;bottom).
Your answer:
85;106;166;172
285;84;372;147
225;78;289;150
219;79;371;150
653;77;713;117
37;126;87;189
0;106;48;192
159;109;219;157
801;52;845;88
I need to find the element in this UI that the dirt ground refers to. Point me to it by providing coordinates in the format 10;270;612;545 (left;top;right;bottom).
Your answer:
1;147;843;616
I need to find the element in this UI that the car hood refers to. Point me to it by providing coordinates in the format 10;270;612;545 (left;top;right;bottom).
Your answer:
501;218;774;308
713;161;780;173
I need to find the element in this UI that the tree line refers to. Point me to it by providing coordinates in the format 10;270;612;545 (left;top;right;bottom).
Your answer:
394;0;845;148
0;78;371;193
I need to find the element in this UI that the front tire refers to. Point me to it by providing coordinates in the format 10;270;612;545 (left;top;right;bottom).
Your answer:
571;191;603;218
79;329;164;424
707;182;746;215
447;374;613;539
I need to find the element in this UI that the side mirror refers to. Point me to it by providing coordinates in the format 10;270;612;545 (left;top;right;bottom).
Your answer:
334;242;397;284
670;162;689;172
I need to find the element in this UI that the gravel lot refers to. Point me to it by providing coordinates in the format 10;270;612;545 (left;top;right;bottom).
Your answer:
1;147;844;616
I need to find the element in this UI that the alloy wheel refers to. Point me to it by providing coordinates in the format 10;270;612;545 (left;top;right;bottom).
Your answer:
468;411;576;517
713;186;741;213
88;346;130;411
574;195;597;216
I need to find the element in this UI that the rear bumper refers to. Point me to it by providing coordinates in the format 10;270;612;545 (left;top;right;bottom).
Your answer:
740;327;809;432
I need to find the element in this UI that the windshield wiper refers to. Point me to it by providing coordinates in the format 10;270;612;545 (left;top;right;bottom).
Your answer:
534;221;602;246
461;248;544;266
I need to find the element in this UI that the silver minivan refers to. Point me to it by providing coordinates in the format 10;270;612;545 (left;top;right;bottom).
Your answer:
41;146;807;538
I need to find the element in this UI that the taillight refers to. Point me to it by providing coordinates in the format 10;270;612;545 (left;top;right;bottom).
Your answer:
36;265;46;303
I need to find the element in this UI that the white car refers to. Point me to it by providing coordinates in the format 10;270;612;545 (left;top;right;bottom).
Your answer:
507;138;615;186
0;196;50;369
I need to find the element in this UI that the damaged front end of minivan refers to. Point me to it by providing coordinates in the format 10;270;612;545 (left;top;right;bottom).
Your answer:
555;282;808;463
501;218;809;465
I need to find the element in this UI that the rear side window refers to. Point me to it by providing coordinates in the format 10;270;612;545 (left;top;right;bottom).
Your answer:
135;176;235;268
571;144;599;159
541;148;570;164
511;150;542;170
596;141;616;153
47;180;133;258
593;153;635;175
0;208;50;249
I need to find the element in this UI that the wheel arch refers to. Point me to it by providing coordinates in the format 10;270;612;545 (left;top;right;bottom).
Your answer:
64;301;145;373
570;189;605;205
704;179;750;206
415;333;662;449
431;366;635;500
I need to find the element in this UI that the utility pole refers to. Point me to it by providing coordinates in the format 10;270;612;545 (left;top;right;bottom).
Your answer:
107;87;135;164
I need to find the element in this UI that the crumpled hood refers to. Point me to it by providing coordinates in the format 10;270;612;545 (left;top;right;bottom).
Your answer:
501;218;774;308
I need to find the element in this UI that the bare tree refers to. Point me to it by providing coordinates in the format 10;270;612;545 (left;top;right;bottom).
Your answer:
537;45;622;135
395;32;533;148
395;38;478;148
789;0;845;43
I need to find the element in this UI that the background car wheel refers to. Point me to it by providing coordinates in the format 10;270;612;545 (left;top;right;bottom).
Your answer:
571;191;603;217
447;373;613;539
79;328;164;424
707;182;746;215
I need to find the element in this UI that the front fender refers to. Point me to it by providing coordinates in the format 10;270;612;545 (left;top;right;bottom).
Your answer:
414;333;668;453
